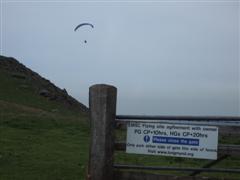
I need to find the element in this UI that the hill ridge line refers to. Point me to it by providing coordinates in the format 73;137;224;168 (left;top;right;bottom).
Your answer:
0;55;88;113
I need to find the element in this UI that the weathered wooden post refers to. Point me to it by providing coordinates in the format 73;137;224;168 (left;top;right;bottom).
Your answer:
87;84;117;180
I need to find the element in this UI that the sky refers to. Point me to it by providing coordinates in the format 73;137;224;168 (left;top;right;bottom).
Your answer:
1;0;239;115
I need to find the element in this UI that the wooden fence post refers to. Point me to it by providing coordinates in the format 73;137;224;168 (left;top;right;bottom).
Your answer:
87;84;117;180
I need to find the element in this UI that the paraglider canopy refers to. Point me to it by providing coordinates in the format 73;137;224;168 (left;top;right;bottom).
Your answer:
74;23;94;44
74;23;94;31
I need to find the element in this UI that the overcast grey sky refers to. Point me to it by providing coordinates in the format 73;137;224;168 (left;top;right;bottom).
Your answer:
1;0;239;115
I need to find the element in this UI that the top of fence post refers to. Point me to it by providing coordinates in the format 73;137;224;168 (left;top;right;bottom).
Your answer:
88;84;117;180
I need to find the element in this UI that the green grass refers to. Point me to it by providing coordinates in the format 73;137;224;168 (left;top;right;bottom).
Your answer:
0;69;90;179
114;151;240;178
0;101;90;180
0;70;80;115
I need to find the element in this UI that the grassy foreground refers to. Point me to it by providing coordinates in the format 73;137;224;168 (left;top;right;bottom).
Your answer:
0;70;90;179
0;104;90;179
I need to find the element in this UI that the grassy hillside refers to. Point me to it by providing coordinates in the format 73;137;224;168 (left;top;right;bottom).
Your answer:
0;62;90;179
0;56;88;113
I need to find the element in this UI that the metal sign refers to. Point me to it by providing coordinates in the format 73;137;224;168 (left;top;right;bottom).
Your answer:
126;122;218;160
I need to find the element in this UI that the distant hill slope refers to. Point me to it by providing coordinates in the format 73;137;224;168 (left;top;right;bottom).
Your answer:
0;55;88;113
